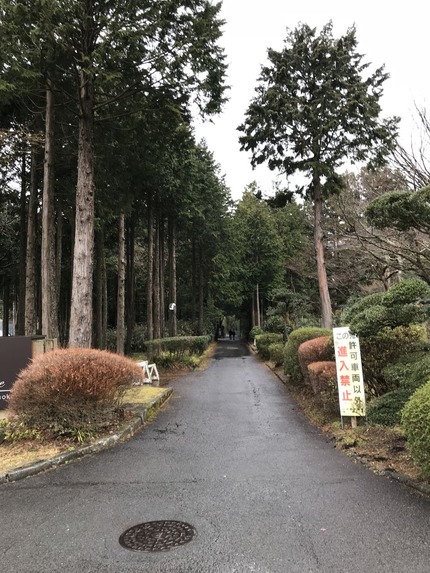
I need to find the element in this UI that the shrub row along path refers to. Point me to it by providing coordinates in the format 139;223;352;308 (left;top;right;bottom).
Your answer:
1;339;429;573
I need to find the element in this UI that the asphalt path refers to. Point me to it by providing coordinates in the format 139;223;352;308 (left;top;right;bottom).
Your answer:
1;339;429;573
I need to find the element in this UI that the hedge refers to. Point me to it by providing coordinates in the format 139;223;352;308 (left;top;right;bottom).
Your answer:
145;335;212;359
367;389;412;426
402;380;430;477
8;348;142;440
255;333;283;360
284;327;331;384
297;336;334;385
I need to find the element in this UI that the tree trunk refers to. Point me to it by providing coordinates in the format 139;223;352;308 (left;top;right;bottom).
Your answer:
116;213;126;354
56;191;63;311
102;254;108;349
41;78;59;340
153;211;161;339
159;219;165;338
16;154;27;336
125;220;136;354
168;218;177;337
313;177;333;329
2;280;10;336
146;199;154;340
191;238;197;321
25;149;39;336
94;229;104;349
69;69;95;348
256;282;261;327
198;244;204;335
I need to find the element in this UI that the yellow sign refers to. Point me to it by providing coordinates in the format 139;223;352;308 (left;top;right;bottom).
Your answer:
333;327;366;417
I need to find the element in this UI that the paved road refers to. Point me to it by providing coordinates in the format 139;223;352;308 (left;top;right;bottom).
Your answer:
1;340;429;573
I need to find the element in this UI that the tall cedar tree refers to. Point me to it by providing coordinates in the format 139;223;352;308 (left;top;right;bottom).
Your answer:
238;22;399;328
0;0;227;347
64;0;228;347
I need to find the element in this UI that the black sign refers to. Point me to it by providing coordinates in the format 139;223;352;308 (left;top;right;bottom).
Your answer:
0;337;33;410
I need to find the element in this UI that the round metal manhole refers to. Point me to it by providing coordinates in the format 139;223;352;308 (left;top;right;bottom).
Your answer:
119;520;196;552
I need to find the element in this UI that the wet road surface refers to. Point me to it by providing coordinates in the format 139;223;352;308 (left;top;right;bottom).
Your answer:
1;339;429;572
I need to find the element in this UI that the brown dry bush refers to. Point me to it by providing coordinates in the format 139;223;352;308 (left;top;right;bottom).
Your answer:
9;348;143;440
307;361;338;414
298;336;334;385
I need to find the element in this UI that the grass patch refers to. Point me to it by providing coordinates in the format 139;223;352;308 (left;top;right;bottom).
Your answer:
122;386;167;405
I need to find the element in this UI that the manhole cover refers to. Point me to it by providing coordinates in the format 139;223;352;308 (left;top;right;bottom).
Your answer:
119;520;196;552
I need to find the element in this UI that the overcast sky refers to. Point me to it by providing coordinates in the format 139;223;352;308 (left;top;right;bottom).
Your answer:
193;0;428;200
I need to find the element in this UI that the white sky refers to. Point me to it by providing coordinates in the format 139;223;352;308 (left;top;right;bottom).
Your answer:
193;0;429;200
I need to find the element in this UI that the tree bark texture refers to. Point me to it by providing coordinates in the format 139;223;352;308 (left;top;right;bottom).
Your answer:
125;220;136;354
146;199;154;340
256;283;261;327
102;243;108;350
159;219;165;338
198;245;204;335
191;238;196;321
168;218;177;337
41;79;59;340
24;150;39;336
116;213;126;354
313;177;333;329
16;154;27;335
153;212;161;340
2;280;10;336
56;192;63;307
94;229;104;349
69;69;95;348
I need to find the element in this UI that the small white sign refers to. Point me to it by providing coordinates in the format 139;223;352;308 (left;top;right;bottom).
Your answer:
333;327;366;417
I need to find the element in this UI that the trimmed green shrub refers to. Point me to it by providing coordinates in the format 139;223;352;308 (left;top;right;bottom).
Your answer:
156;352;200;369
268;342;284;367
298;336;334;384
8;348;142;440
284;327;331;384
402;380;430;477
367;389;412;426
255;333;283;360
382;351;430;393
341;291;385;328
263;314;286;335
343;278;430;338
249;326;263;340
359;325;425;396
145;335;211;359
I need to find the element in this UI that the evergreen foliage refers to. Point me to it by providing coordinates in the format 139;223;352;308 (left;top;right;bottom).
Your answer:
402;381;430;477
284;327;332;383
366;185;430;233
238;21;399;328
268;342;285;367
144;335;212;359
367;389;412;426
343;278;430;338
255;332;283;360
382;352;430;393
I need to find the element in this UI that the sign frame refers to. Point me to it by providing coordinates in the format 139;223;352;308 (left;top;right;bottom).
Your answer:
333;326;366;421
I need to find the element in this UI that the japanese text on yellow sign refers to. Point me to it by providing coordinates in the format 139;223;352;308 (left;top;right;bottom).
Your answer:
333;327;366;417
